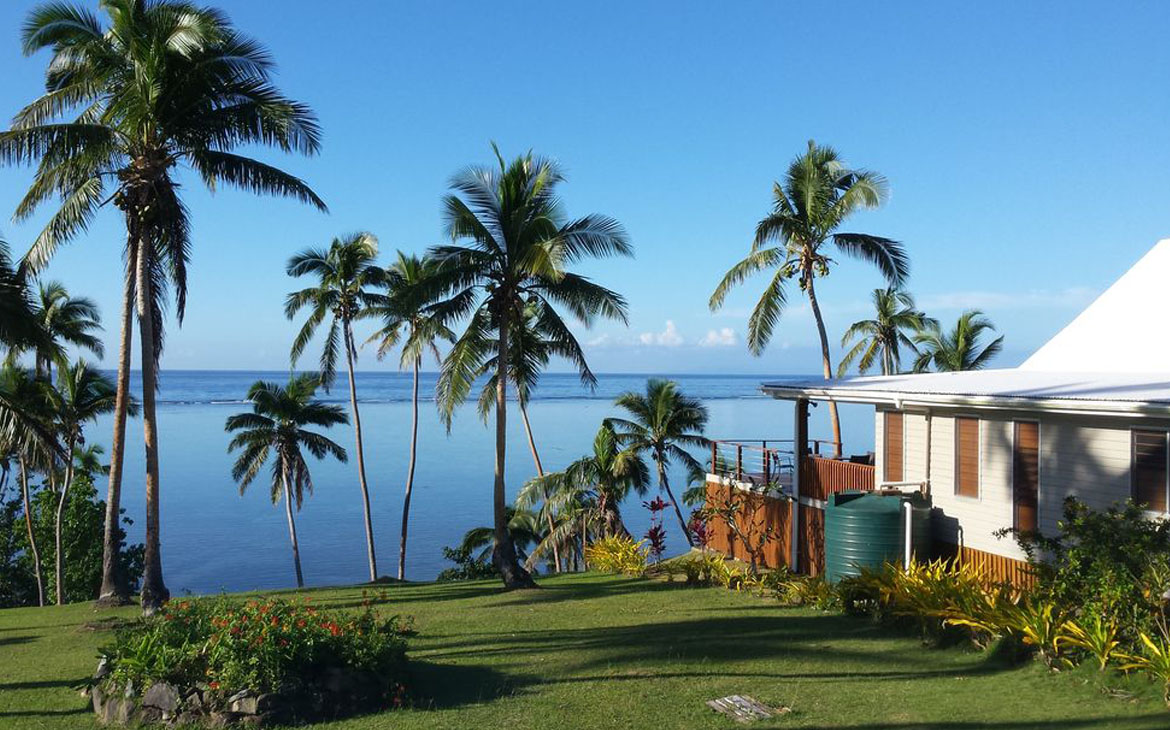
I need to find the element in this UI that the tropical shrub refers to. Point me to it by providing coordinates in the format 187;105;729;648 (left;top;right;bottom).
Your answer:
1000;497;1170;644
435;544;499;582
1120;630;1170;706
101;597;409;701
773;573;839;610
3;471;142;607
585;536;648;576
672;552;735;587
1060;614;1121;671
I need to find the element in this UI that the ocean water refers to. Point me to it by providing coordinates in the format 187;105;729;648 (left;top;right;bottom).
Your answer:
89;371;876;594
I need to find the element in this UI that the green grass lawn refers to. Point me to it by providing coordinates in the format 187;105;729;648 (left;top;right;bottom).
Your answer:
1;572;1167;729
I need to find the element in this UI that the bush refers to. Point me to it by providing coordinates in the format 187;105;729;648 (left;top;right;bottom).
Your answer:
101;596;410;701
435;544;499;582
999;497;1170;645
584;536;648;576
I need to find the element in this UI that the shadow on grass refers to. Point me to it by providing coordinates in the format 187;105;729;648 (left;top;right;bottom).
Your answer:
794;721;1168;730
0;678;86;690
407;660;519;709
0;635;36;647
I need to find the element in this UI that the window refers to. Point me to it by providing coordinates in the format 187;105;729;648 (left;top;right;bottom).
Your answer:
884;411;904;482
955;417;980;498
1013;422;1039;531
1132;430;1168;513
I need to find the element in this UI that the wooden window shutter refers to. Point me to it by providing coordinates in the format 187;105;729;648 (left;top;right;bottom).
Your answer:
955;417;980;498
884;412;904;482
1013;422;1039;532
1132;430;1168;512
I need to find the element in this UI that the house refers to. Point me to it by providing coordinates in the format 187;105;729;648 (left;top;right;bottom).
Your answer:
706;239;1170;583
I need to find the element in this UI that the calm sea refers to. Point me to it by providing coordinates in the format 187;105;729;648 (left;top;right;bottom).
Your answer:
88;371;876;594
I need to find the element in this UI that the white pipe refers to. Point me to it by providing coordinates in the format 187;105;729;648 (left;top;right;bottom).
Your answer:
903;500;913;570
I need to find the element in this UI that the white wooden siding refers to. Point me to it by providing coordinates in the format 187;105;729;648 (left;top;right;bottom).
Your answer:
872;406;1170;561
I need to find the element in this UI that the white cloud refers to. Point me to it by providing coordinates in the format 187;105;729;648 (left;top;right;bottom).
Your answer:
639;320;684;347
698;327;738;347
587;333;613;347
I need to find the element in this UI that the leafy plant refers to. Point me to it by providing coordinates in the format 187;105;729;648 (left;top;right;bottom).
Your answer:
1060;615;1121;671
436;544;499;582
102;597;409;699
1120;632;1170;705
584;536;649;576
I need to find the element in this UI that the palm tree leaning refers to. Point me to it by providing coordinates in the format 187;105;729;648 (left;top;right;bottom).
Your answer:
912;310;1004;373
5;282;103;382
432;145;632;589
4;1;326;612
838;288;935;377
608;379;709;547
518;421;649;567
44;361;119;605
367;251;454;581
710;141;908;457
287;232;386;582
225;376;348;588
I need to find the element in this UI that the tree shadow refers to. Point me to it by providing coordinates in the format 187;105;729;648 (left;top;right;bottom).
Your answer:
0;678;86;690
406;660;520;709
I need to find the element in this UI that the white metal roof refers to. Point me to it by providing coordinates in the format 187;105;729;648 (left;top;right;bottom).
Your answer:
762;370;1170;416
1022;238;1170;372
762;238;1170;415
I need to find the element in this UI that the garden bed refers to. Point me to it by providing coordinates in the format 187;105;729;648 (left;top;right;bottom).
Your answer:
88;596;409;727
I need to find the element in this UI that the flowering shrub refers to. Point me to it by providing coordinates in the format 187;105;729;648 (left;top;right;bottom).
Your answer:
643;496;670;562
585;536;648;576
102;596;409;701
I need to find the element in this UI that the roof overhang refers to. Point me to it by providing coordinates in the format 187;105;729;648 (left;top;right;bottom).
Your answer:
761;369;1170;419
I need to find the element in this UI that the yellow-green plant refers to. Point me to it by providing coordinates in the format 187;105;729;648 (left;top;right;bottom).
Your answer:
584;537;648;576
1120;633;1170;705
1059;615;1121;671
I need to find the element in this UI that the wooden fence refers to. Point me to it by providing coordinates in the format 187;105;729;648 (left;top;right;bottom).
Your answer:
705;455;1033;586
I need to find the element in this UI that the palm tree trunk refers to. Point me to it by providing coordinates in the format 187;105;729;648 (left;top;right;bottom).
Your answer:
804;271;842;457
397;358;420;581
343;323;377;581
98;238;136;606
54;435;76;605
493;318;535;588
281;462;304;589
657;455;694;547
19;458;44;607
519;401;560;573
136;244;169;614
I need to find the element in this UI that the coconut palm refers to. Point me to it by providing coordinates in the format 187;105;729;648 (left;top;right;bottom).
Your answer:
473;300;570;571
431;145;632;588
366;251;454;581
0;240;40;355
837;288;935;377
607;379;709;547
6;282;103;382
225;375;348;588
4;0;326;612
709;141;908;456
518;422;649;567
43;361;119;605
457;507;544;566
286;232;385;581
0;366;51;606
912;310;1004;373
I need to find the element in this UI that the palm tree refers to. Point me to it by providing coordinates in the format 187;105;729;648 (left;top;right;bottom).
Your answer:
0;366;51;606
431;145;632;588
607;379;709;547
474;300;569;571
4;0;326;612
367;251;454;581
225;375;347;588
6;282;103;382
709;141;908;456
837;288;935;377
457;507;544;567
44;361;119;605
518;422;649;567
286;232;385;581
912;310;1004;373
0;240;40;356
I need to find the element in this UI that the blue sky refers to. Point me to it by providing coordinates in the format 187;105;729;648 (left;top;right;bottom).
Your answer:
2;1;1169;374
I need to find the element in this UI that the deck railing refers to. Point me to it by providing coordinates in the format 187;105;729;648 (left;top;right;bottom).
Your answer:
709;439;874;497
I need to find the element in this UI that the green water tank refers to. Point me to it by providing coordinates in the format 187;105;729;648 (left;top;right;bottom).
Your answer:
824;491;932;582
